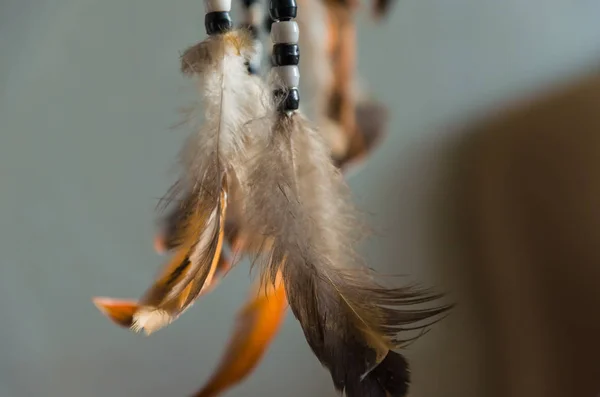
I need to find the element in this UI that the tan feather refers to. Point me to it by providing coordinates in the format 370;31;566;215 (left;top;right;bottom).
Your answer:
237;110;449;397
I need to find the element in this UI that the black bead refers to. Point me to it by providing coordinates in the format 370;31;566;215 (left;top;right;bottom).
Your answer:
274;88;300;112
269;0;297;20
263;15;275;33
205;12;232;35
284;88;300;111
272;43;299;66
241;0;259;7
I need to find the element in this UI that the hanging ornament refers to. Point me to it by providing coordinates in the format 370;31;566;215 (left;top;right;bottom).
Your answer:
94;0;451;396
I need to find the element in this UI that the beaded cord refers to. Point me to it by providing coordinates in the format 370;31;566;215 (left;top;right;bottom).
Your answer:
269;0;300;112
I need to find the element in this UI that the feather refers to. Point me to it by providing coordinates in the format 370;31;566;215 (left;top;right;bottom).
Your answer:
178;29;269;169
175;27;271;258
92;297;140;328
94;29;270;334
192;270;287;397
296;0;360;162
237;102;450;396
153;188;198;254
333;98;389;175
93;182;228;335
304;0;392;170
325;2;358;139
155;185;245;255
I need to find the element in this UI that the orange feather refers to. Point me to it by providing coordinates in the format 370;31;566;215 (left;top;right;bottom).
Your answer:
192;272;287;397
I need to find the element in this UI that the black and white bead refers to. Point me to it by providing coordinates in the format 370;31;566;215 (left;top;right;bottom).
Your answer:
240;0;263;74
269;0;300;112
204;0;233;35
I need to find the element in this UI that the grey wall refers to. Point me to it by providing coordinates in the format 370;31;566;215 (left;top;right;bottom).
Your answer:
1;1;600;396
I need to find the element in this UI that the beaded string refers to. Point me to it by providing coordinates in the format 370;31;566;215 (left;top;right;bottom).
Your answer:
269;0;300;112
204;0;233;35
240;0;264;74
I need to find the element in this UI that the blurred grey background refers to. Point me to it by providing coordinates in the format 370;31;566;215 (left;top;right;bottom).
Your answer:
2;1;600;396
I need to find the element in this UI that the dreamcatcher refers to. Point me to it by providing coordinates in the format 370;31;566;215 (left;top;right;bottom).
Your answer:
93;0;450;395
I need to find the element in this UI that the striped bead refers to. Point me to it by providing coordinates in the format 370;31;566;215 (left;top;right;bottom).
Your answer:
269;0;300;112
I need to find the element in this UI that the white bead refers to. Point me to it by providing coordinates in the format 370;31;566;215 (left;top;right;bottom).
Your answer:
204;0;231;12
246;2;262;25
270;21;299;44
274;65;300;88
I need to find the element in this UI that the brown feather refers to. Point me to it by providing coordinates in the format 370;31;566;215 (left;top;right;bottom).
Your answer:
326;2;359;153
334;99;389;172
239;112;450;397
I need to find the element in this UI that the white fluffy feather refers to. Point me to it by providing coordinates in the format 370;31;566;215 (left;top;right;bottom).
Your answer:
179;32;270;181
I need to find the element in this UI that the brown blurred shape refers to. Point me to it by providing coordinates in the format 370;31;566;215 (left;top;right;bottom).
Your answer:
461;66;600;397
323;1;389;170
